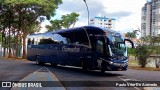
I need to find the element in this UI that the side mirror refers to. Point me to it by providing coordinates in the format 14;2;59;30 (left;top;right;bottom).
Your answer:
125;39;134;48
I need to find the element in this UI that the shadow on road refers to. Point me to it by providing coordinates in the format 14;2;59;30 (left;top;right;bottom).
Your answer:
36;63;124;77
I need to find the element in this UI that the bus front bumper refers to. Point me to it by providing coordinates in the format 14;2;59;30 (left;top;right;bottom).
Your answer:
101;60;128;71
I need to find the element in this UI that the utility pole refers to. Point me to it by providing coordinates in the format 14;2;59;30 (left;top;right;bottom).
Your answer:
83;0;89;25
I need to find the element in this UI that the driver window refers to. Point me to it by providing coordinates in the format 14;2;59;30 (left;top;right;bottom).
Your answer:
27;38;31;45
96;40;104;53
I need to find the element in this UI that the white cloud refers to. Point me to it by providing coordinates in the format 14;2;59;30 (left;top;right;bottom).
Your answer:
101;0;146;32
41;0;148;33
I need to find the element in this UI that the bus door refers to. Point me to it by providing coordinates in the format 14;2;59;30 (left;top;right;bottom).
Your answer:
95;36;111;69
89;36;106;67
95;37;106;58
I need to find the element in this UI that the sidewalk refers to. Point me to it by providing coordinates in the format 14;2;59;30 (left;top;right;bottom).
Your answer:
11;67;66;90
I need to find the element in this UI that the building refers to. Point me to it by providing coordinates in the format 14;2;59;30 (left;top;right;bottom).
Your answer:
89;16;116;30
141;0;160;37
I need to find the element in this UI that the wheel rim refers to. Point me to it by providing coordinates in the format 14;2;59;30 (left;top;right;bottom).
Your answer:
36;57;39;64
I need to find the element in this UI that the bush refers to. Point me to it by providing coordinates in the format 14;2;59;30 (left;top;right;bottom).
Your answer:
127;48;136;56
135;45;151;68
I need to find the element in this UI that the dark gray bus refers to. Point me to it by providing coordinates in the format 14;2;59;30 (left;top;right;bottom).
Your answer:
27;26;134;73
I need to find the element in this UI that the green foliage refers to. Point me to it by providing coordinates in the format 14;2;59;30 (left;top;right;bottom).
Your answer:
0;34;2;43
0;0;62;58
46;19;62;31
135;45;152;68
3;0;62;20
125;29;139;40
125;32;136;39
61;12;79;28
138;35;160;68
46;12;79;31
127;48;136;56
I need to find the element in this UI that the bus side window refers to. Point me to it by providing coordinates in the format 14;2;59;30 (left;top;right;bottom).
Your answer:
39;38;59;44
28;38;31;45
73;29;89;46
31;38;35;45
96;40;104;53
58;32;74;44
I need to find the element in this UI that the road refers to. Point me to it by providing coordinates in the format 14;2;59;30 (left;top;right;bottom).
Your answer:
0;58;159;90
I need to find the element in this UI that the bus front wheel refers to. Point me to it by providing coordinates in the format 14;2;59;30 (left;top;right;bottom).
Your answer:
101;68;105;73
82;60;88;70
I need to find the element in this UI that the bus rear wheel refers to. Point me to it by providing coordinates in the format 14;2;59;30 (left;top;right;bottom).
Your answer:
35;56;43;65
51;63;57;66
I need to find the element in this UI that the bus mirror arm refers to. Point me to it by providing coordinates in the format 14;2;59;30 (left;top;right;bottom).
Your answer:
125;39;134;48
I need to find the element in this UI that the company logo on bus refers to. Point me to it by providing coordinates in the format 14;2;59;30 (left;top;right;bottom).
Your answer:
62;46;80;52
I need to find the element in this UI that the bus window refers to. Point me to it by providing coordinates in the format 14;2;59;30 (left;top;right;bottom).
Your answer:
86;28;103;36
39;38;59;44
58;32;74;44
96;40;104;53
31;38;35;45
27;38;31;45
74;29;89;45
52;34;67;44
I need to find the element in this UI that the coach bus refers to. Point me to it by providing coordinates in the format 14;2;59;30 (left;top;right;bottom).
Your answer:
27;26;134;72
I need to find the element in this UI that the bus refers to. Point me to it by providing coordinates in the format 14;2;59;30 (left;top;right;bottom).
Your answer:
27;26;134;73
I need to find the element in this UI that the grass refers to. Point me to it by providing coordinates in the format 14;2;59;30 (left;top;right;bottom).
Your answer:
128;57;160;71
2;57;27;61
128;59;138;65
128;66;160;71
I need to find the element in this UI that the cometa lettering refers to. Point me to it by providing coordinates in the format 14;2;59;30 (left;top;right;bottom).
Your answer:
62;46;80;52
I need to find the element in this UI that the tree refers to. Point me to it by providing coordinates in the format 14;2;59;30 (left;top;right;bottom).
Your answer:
148;36;160;68
0;0;62;59
0;4;15;58
140;35;152;45
46;12;79;31
45;19;62;31
135;45;152;68
139;35;160;68
127;48;136;56
125;32;136;39
61;12;79;28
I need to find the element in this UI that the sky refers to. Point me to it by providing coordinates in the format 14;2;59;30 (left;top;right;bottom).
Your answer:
41;0;150;33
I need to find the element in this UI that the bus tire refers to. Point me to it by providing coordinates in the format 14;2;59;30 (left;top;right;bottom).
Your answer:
35;56;43;65
101;69;105;73
82;59;88;70
101;61;105;73
51;63;57;66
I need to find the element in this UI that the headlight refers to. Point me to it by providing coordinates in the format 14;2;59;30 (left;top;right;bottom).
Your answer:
109;61;113;64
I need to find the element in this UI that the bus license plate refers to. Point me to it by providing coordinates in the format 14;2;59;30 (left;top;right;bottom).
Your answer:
118;68;122;71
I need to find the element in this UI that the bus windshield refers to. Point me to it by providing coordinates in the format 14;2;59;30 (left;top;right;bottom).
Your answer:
108;35;127;56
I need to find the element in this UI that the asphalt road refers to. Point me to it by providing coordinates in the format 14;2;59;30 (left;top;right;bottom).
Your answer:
0;58;160;90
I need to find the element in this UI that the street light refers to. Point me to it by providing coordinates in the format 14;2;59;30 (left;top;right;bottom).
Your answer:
83;0;89;25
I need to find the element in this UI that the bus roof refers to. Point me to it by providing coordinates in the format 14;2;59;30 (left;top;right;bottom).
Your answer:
28;26;120;37
51;26;119;34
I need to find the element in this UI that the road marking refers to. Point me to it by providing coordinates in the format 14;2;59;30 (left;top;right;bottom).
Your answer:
122;79;132;81
117;76;141;90
117;76;160;90
11;66;66;90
